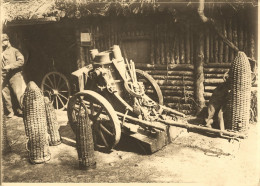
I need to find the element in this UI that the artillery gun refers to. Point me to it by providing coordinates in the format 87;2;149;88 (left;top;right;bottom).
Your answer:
67;45;245;154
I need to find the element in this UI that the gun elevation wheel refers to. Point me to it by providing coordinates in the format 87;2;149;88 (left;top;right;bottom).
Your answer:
41;71;71;110
67;90;121;152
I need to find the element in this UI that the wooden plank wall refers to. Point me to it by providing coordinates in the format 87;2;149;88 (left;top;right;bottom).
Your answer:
77;14;257;114
203;16;257;106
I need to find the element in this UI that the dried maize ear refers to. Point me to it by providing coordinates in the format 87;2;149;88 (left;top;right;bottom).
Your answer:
1;102;10;154
76;113;96;170
23;81;51;164
44;97;61;146
226;52;251;132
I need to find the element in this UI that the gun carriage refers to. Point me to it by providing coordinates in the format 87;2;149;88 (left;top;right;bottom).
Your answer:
41;45;246;154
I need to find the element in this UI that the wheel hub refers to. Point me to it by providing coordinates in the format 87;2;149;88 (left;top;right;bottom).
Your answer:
52;89;59;95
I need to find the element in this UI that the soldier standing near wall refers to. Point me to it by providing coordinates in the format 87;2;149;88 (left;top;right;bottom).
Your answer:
2;33;26;118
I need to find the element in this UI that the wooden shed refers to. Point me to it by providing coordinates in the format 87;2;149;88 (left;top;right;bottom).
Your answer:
2;0;258;115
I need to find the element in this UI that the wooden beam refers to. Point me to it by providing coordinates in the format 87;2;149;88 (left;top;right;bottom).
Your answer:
194;27;206;114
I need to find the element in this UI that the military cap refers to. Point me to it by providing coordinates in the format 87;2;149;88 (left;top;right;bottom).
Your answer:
2;34;9;41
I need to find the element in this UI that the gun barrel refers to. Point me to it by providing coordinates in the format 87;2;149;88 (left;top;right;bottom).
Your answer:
158;119;246;139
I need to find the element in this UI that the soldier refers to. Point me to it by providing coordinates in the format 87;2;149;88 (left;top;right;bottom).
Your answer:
2;33;26;118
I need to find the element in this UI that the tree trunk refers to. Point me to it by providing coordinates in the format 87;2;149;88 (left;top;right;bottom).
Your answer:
194;28;206;114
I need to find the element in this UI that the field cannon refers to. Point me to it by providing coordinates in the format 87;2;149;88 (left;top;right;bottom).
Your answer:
66;45;246;153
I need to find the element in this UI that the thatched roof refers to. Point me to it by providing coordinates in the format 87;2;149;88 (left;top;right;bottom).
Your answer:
2;0;257;24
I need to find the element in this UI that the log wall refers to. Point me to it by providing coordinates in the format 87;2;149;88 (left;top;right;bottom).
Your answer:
76;12;257;114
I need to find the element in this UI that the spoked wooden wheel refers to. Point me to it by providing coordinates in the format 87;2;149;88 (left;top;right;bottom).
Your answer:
67;90;121;152
41;71;71;110
136;69;163;105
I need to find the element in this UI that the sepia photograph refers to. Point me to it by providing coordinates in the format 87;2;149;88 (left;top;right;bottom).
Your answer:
0;0;259;185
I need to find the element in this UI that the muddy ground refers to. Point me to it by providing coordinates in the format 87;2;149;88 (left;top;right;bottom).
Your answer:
1;111;259;184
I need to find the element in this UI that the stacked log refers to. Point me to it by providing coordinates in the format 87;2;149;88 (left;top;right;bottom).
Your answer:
136;64;195;114
204;63;231;104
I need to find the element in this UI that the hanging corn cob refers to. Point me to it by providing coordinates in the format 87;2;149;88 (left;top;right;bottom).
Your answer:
23;81;51;164
226;52;251;132
76;112;96;170
44;97;62;146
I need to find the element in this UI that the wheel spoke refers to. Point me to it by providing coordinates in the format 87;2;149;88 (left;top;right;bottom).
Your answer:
57;94;65;108
93;107;103;121
57;75;62;89
52;74;57;88
90;102;94;115
58;93;69;101
43;83;53;90
78;96;87;112
58;81;66;90
46;76;55;88
99;130;109;148
100;124;113;136
56;96;58;109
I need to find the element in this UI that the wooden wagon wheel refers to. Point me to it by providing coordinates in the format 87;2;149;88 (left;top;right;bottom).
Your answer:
67;90;121;152
135;69;164;105
41;71;71;110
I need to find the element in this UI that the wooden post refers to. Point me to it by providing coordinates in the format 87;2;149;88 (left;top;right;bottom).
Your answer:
243;20;248;55
185;24;191;64
232;17;238;59
179;29;185;64
248;30;255;60
219;20;224;63
223;19;229;63
166;24;171;65
170;24;175;64
75;28;85;69
227;19;233;62
194;27;206;114
190;27;194;64
151;30;155;65
238;15;243;51
205;27;210;64
156;24;160;64
209;27;214;62
160;24;165;64
175;29;180;64
214;32;219;63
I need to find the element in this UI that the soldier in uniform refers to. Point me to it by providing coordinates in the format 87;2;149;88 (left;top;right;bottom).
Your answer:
2;33;26;118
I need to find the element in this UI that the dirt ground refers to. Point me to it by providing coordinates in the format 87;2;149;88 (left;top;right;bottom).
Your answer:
1;111;259;184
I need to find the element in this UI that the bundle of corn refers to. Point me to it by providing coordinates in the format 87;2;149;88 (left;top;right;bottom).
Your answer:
1;102;10;154
76;113;96;170
23;81;51;164
226;52;251;132
250;89;257;122
44;97;62;146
